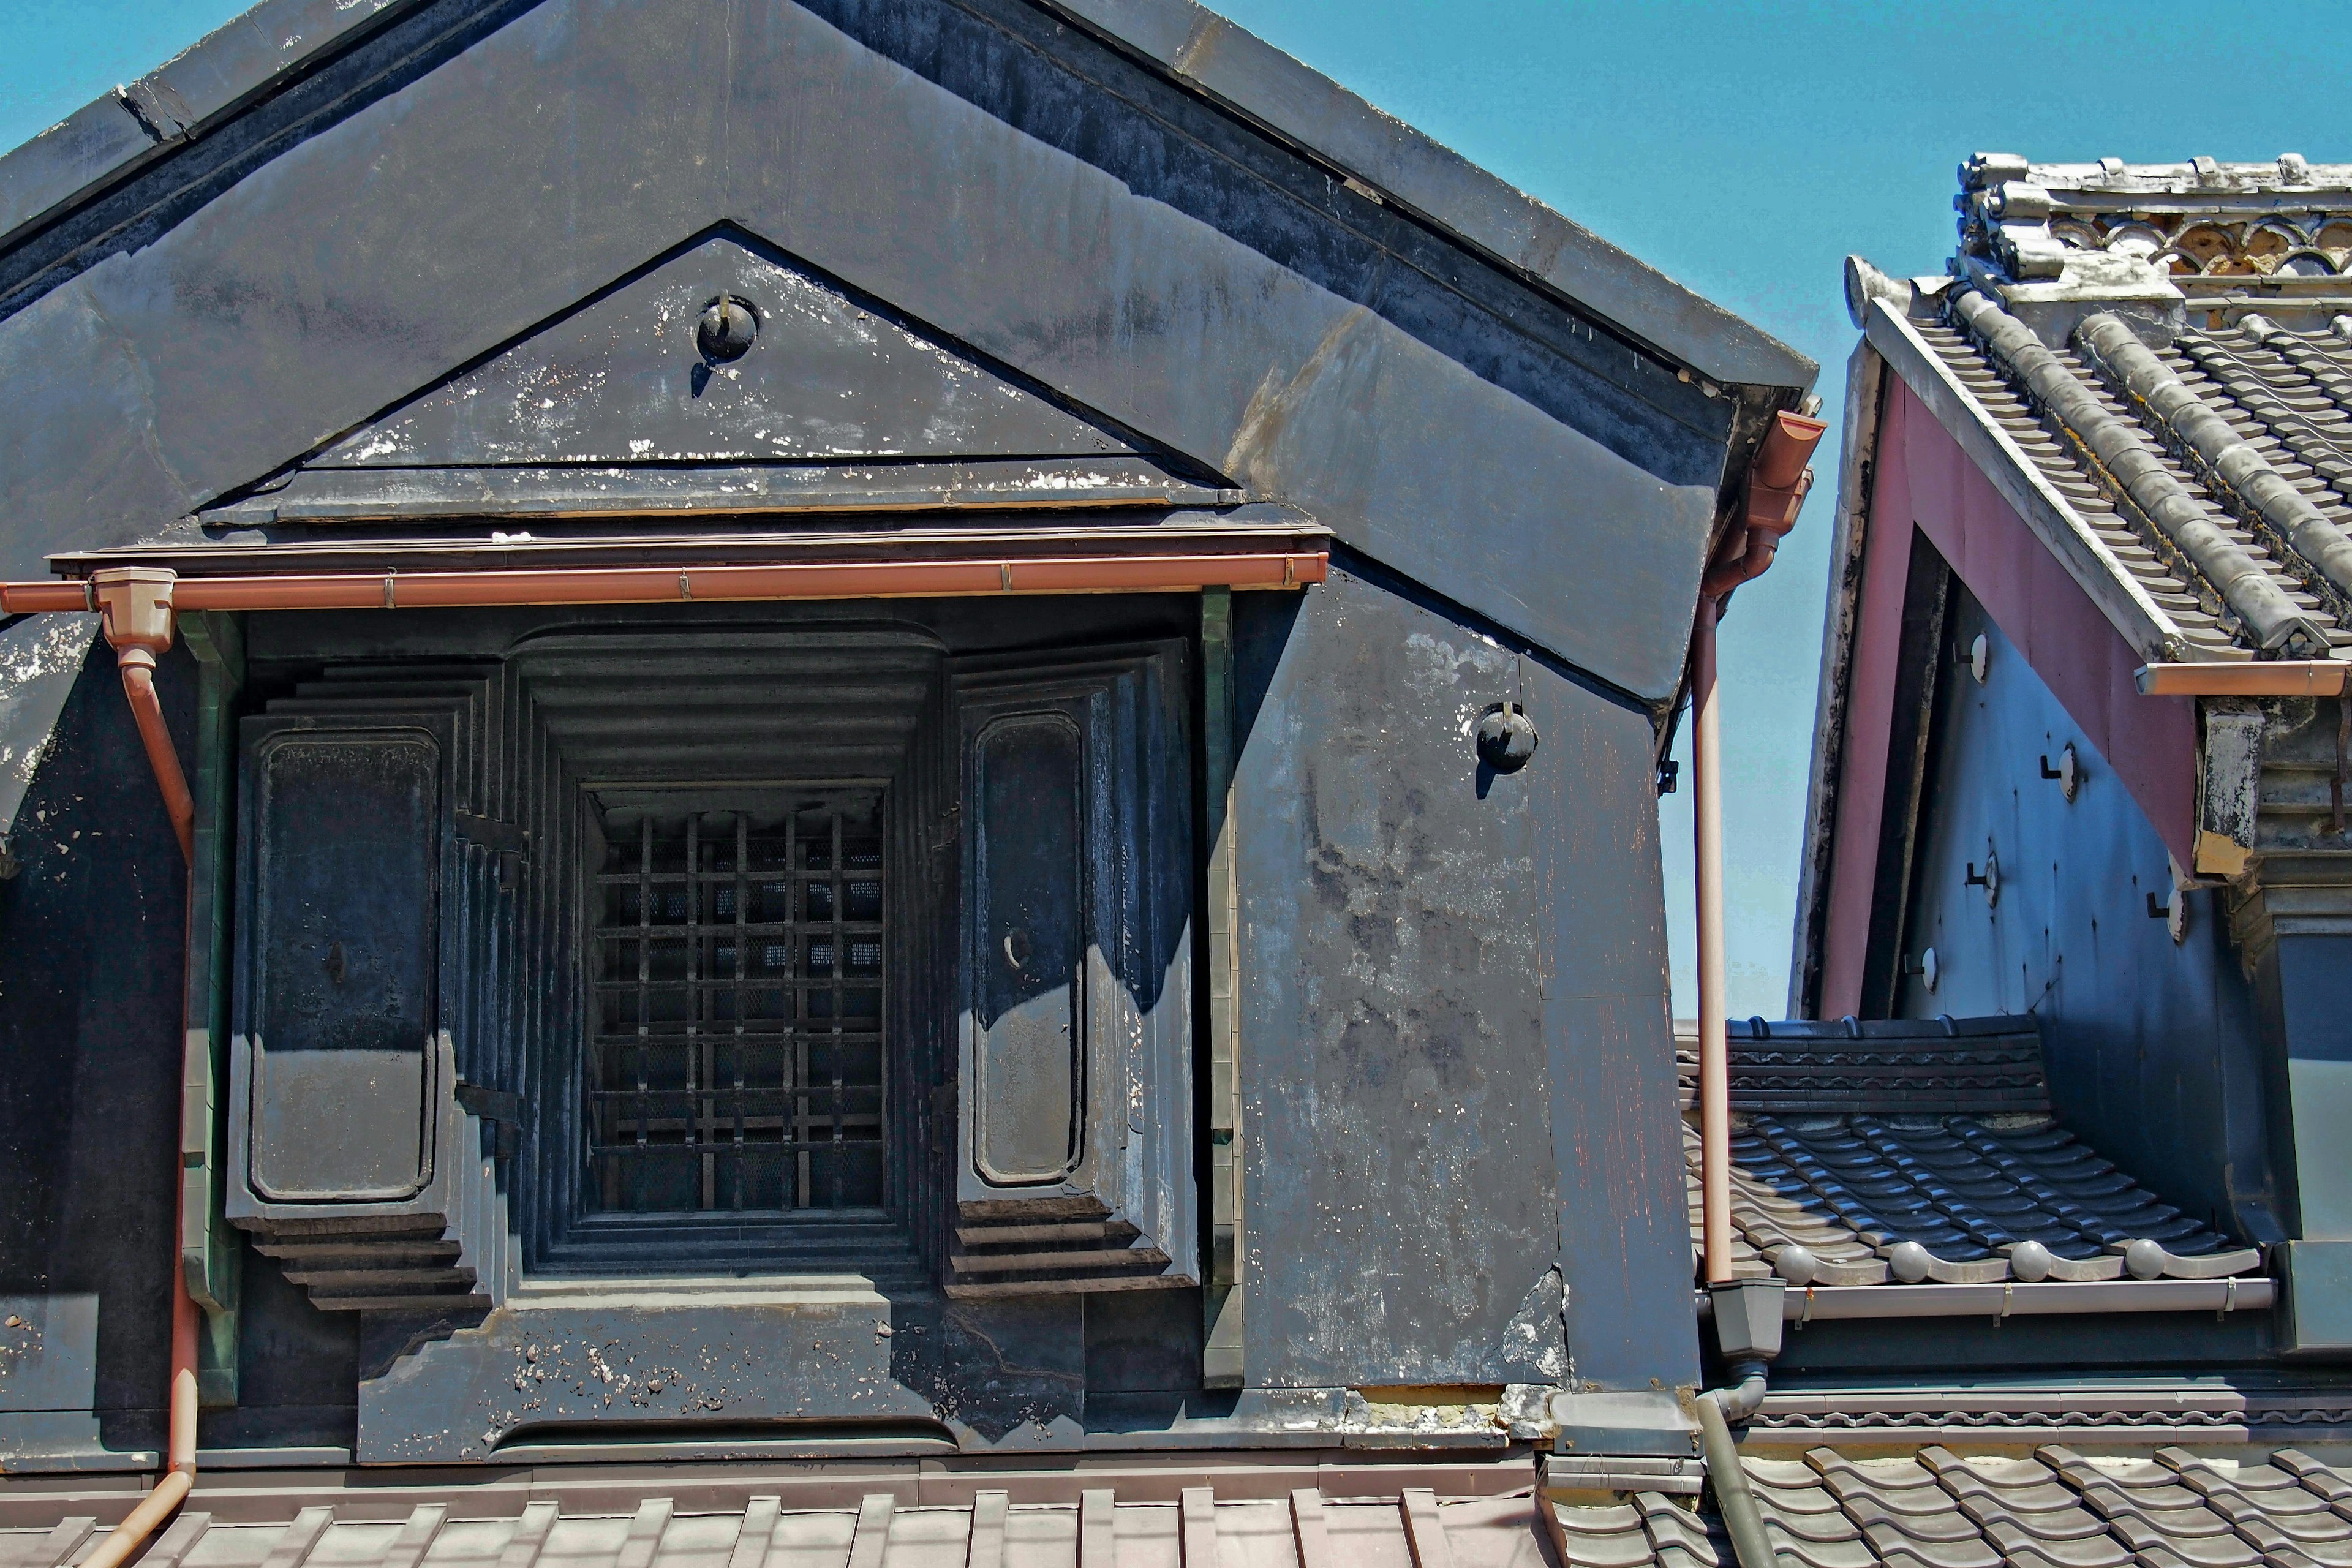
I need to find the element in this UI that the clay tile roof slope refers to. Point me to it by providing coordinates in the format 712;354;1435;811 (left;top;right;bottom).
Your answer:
1674;1017;2264;1290
9;1448;2352;1568
1852;154;2352;663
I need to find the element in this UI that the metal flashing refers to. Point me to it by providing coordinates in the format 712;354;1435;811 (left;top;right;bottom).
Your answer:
1036;0;1814;391
0;0;1813;396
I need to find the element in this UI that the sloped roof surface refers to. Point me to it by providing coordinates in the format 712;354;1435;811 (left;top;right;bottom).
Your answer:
1676;1019;2264;1289
11;1447;2352;1568
1909;305;2352;660
1861;154;2352;663
0;0;1810;393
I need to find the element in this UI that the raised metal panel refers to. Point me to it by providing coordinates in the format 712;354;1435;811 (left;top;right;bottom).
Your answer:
248;728;440;1202
0;0;1747;700
951;642;1196;1294
970;712;1085;1186
311;236;1140;469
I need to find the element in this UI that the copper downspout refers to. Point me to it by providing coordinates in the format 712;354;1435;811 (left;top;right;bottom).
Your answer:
1692;593;1735;1284
1694;410;1827;1285
0;549;1329;616
83;568;200;1568
1690;409;1826;1568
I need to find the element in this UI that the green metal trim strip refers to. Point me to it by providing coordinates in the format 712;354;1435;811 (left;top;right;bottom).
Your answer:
1200;587;1243;1388
179;610;244;1408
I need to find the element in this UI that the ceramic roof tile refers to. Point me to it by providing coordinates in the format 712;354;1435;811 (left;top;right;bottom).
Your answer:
1912;309;2352;660
1830;157;2352;672
1676;1018;2264;1292
16;1449;2352;1568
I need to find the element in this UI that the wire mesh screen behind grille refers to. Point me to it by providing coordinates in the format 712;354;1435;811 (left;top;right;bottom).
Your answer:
589;794;886;1215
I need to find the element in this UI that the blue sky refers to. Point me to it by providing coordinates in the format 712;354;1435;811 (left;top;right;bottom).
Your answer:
10;0;2352;1017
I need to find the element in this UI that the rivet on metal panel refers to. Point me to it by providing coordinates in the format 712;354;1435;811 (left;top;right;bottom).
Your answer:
1966;846;2000;908
2040;744;2079;802
1474;703;1539;774
696;295;759;363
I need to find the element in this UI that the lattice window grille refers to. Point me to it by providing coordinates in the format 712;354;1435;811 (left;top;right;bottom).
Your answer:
587;799;886;1215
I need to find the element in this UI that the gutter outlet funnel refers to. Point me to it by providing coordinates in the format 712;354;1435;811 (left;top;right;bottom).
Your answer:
1708;1278;1785;1362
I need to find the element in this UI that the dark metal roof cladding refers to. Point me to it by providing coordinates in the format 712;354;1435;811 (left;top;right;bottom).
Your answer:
1675;1018;2264;1289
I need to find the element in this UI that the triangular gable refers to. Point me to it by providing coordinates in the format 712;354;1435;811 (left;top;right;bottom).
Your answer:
310;235;1143;469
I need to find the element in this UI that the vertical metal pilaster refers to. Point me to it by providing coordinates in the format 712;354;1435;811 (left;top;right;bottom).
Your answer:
179;611;243;1408
1201;587;1245;1387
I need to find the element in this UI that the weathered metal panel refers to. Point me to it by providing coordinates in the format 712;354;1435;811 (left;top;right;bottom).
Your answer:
951;645;1197;1294
1233;565;1683;1391
0;614;97;851
1817;379;2199;1017
312;234;1139;469
243;728;442;1202
968;715;1085;1185
1895;589;2277;1249
0;0;1734;699
0;650;193;1463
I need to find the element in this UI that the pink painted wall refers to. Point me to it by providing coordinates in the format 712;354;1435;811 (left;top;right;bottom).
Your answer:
1816;376;2197;1019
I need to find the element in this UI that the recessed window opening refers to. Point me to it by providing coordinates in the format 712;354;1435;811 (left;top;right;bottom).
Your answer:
587;788;886;1218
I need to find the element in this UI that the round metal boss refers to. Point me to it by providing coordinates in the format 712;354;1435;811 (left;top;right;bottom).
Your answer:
1474;702;1538;774
696;294;758;363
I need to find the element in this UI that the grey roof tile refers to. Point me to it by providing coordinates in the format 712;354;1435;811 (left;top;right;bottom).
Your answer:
1678;1018;2264;1292
1906;297;2352;663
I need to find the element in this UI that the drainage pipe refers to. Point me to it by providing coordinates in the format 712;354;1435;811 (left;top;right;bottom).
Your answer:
2136;661;2351;697
116;649;195;865
1695;1360;1775;1568
0;549;1329;616
1692;593;1735;1286
81;571;200;1568
1693;409;1827;1286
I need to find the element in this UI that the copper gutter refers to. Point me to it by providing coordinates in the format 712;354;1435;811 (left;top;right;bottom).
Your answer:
1;549;1329;616
2135;660;2351;697
81;571;200;1568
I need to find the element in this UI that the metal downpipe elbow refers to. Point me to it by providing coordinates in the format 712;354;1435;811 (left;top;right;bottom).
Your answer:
1697;1359;1777;1568
116;649;194;867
